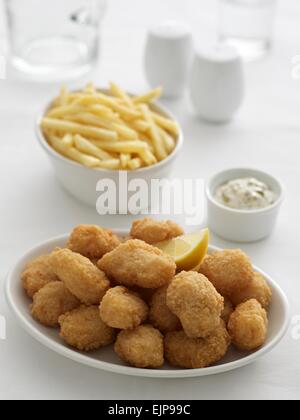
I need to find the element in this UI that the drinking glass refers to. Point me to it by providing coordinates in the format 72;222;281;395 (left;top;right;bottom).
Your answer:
218;0;277;60
5;0;107;81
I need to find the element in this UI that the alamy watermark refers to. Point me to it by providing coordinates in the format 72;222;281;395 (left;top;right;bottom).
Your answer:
96;173;205;226
291;315;300;340
0;55;6;80
291;55;300;80
0;315;6;340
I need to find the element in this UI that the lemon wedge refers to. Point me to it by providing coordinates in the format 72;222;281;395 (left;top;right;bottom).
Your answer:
155;228;210;272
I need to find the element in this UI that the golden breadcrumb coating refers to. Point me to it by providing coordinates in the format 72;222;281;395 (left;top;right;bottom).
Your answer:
149;285;181;333
59;306;116;351
221;297;234;325
100;286;148;329
67;225;120;260
228;299;268;351
130;218;184;244
165;321;231;369
115;325;164;368
98;240;176;289
50;249;110;305
30;282;80;327
22;254;59;299
230;272;272;309
199;249;254;297
167;272;224;338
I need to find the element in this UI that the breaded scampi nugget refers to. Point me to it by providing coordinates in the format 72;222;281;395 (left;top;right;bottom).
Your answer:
130;218;184;244
165;321;231;369
149;286;181;333
100;286;148;329
115;325;164;368
50;249;110;305
228;299;268;351
199;249;254;297
30;282;80;327
59;306;116;351
221;297;234;325
67;225;120;260
22;254;59;299
167;272;224;338
98;240;176;289
230;272;272;309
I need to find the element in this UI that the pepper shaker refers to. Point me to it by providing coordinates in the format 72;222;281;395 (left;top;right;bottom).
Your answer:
144;21;193;98
189;45;245;123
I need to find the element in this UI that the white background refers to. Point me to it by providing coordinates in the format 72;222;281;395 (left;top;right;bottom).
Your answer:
0;0;300;400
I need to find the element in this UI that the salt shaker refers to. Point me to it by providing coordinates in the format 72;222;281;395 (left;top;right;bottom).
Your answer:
144;21;193;98
189;45;245;123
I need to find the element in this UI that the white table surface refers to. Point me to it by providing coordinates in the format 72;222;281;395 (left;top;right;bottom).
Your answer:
0;0;299;400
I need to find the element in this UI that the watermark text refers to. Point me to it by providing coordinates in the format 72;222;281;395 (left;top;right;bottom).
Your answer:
96;173;205;226
291;55;300;80
0;55;6;80
0;315;6;340
291;315;300;340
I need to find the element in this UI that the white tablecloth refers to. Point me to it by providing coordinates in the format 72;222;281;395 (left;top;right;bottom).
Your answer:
0;0;299;400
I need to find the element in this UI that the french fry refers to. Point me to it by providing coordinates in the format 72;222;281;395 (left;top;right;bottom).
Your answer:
128;158;143;170
96;93;140;120
90;140;148;154
95;159;121;170
74;135;114;160
59;86;69;106
48;136;101;167
91;140;156;167
140;104;167;161
141;149;157;166
74;93;140;120
65;148;101;168
151;112;179;136
120;153;131;169
64;93;86;104
41;118;118;142
61;134;74;147
128;119;150;133
139;134;155;153
133;87;162;104
158;127;176;154
67;113;138;140
84;82;96;95
73;95;105;107
89;104;119;120
47;105;84;119
110;82;134;108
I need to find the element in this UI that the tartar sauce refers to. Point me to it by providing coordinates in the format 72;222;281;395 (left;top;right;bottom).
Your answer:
214;177;277;210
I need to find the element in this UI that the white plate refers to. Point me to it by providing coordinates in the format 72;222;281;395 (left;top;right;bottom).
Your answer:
5;231;290;378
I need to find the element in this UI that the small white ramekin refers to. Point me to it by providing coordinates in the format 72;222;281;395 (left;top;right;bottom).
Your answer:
207;168;285;243
36;93;184;208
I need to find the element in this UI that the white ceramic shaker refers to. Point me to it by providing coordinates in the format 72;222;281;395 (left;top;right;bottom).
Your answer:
144;21;193;98
189;45;245;123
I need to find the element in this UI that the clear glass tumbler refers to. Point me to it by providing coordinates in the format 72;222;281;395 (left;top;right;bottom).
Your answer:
218;0;277;61
5;0;107;81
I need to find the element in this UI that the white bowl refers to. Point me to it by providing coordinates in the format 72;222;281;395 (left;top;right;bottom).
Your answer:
36;93;184;208
5;230;290;379
207;168;285;243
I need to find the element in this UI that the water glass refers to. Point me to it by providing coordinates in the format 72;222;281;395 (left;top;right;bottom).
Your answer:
218;0;277;60
5;0;107;81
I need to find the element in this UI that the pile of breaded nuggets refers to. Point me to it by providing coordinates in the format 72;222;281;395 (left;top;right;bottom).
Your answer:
22;218;271;370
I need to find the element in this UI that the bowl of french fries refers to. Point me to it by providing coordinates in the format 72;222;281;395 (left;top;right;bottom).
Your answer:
36;82;183;207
